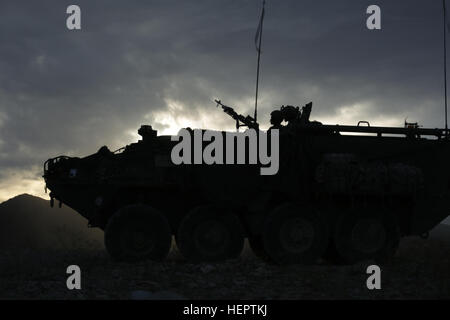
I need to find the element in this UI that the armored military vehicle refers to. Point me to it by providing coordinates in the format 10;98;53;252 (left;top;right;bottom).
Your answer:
43;101;450;265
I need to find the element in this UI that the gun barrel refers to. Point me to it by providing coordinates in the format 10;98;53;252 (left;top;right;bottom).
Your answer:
214;99;259;130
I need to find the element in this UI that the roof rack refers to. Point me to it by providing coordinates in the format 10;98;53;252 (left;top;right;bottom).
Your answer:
304;124;450;139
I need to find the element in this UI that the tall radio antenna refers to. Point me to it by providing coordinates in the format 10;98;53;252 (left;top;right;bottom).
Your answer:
444;0;449;133
254;0;266;124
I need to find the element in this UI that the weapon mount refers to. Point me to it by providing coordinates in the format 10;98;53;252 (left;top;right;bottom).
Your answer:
214;99;259;131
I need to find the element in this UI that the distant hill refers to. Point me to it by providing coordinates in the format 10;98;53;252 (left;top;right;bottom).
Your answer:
0;194;103;251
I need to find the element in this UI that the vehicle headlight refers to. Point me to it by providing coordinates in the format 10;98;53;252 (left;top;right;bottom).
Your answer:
69;168;77;178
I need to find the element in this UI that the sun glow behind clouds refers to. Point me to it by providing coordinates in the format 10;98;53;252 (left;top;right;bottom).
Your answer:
148;98;237;135
0;167;47;203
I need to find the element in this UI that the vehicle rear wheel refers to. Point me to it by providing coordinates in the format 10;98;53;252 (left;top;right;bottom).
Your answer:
262;203;329;265
334;209;400;264
104;204;172;262
177;206;245;263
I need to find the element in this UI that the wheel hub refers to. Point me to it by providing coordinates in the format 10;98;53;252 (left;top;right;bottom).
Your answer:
351;218;386;254
122;226;155;255
279;217;315;253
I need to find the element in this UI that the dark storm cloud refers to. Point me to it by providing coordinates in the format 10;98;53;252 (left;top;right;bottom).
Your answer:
0;0;446;199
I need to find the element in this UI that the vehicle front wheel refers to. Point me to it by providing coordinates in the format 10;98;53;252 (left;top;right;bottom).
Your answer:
104;204;172;262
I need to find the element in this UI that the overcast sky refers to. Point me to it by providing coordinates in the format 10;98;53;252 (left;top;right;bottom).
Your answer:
0;0;448;202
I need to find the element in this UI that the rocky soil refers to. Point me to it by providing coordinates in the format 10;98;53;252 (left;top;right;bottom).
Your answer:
1;226;449;300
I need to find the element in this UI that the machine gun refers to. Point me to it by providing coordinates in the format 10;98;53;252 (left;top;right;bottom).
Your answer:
214;99;259;130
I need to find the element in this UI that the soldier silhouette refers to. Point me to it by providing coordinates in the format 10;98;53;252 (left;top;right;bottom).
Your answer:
269;110;283;130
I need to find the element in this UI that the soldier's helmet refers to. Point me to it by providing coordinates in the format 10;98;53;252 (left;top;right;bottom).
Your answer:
280;105;300;123
270;110;283;126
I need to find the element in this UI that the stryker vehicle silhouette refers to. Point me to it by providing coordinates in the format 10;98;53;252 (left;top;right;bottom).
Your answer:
43;102;450;264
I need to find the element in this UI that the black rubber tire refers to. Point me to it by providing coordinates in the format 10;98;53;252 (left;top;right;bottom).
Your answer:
262;203;329;265
177;206;245;263
375;225;400;266
104;204;172;262
248;235;271;262
334;209;400;265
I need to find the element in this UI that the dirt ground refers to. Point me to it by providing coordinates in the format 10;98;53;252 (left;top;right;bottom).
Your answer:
1;227;449;300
